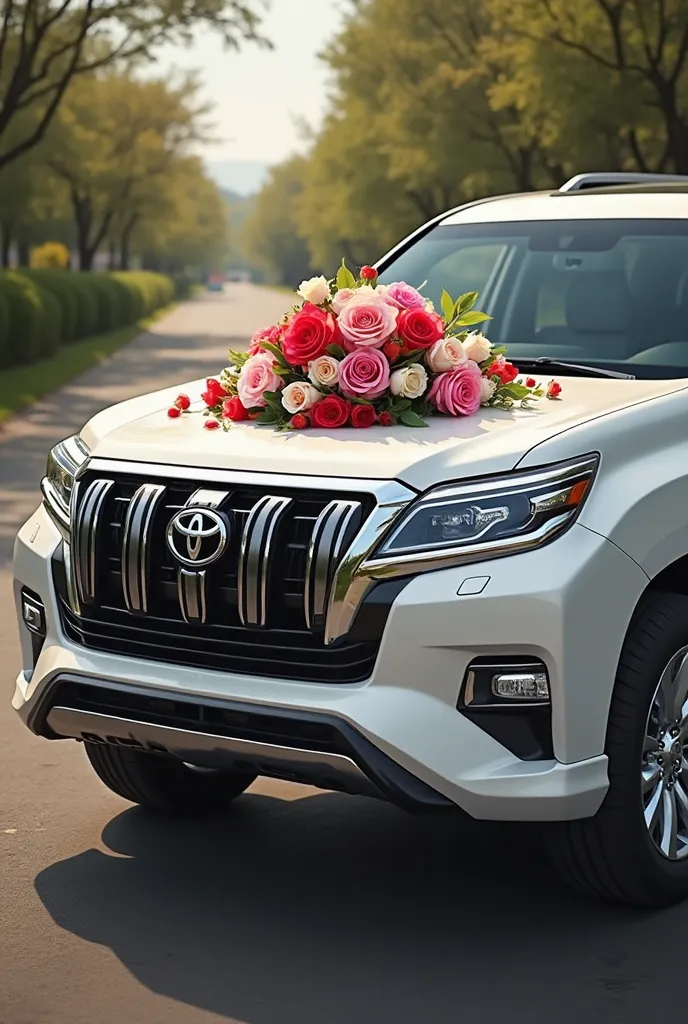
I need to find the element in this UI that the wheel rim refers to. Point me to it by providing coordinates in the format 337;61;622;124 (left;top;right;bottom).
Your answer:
642;645;688;861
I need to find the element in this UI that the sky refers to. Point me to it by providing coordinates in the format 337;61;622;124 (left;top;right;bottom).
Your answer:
154;0;347;193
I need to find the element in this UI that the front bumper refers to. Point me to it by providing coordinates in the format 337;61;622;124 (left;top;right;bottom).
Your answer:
13;503;649;821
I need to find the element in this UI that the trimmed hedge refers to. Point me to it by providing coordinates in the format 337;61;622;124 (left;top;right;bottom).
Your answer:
0;269;177;370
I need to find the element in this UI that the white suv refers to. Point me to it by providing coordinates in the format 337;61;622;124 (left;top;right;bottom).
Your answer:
14;173;688;907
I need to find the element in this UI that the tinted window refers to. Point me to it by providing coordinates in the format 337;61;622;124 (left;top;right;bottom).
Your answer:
377;220;688;376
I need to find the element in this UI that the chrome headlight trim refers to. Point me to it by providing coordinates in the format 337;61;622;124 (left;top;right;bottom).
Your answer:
41;434;90;533
359;454;599;581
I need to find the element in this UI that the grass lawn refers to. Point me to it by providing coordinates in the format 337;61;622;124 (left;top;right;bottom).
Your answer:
0;306;174;425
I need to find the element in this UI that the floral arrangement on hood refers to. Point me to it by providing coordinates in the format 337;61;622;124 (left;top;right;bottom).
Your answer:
167;261;561;431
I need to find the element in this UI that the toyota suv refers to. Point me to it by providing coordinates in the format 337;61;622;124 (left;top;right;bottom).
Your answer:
14;172;688;908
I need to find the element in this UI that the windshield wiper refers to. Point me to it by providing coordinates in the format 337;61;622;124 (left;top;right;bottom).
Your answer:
515;357;636;380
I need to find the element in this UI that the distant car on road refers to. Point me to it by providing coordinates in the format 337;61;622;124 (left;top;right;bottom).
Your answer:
206;273;224;292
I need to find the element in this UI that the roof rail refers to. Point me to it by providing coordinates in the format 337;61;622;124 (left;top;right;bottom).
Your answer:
559;172;688;192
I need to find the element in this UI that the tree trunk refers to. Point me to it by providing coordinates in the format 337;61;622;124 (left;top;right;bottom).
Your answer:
17;239;30;266
118;215;137;271
0;226;11;267
107;238;117;270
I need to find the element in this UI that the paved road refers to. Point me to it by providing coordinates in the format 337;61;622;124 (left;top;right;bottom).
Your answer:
0;284;684;1024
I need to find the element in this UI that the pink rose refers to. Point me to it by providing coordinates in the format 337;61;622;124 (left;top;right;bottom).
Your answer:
237;351;282;409
249;324;282;355
331;287;357;314
338;348;390;399
337;297;397;349
384;282;426;311
428;362;483;417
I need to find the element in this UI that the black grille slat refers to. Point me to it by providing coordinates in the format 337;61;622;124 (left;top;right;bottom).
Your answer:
57;470;380;684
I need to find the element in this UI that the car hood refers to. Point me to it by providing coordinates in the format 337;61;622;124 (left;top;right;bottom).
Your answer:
82;375;688;492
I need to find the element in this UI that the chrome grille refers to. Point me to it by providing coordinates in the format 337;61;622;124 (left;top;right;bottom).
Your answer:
54;468;387;684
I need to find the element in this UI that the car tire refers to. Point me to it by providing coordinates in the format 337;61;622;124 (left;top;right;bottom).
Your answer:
545;590;688;907
84;742;257;814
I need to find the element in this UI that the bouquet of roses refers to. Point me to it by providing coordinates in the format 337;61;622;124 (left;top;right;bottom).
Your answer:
167;261;561;431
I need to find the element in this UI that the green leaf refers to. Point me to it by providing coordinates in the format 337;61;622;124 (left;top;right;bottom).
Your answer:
336;259;356;290
326;343;346;360
259;340;290;368
256;408;278;424
440;288;455;322
262;390;284;412
499;382;531;400
456;291;479;315
390;398;411;413
399;410;428;428
456;310;493;327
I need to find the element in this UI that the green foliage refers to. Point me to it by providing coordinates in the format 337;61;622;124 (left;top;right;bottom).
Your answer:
0;269;174;369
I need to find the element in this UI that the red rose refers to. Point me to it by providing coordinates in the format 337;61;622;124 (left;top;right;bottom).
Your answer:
282;303;336;365
360;265;378;281
167;406;181;418
204;418;220;430
175;393;191;410
201;377;228;407
350;403;376;428
222;396;249;421
379;411;395;427
291;413;309;429
525;377;536;388
486;358;519;385
396;308;444;350
383;340;401;362
547;380;562;399
312;394;350;428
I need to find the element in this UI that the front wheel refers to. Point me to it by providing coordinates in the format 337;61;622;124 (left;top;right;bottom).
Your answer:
85;742;257;814
545;591;688;907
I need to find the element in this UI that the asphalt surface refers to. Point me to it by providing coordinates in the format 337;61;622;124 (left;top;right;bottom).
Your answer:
0;284;685;1024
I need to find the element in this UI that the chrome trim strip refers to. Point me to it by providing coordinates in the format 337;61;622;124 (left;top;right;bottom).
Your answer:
323;481;415;644
85;459;419;496
62;540;81;616
237;495;293;627
121;483;166;614
40;478;70;534
72;478;114;605
178;568;207;624
304;500;362;630
45;706;374;790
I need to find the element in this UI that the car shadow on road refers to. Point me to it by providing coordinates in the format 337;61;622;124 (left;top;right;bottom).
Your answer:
33;788;675;1024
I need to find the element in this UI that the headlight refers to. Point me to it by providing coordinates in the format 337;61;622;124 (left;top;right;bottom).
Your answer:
41;434;90;530
365;454;598;574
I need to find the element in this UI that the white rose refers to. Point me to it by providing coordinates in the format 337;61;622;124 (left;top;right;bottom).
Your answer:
281;381;324;414
298;275;331;305
426;336;467;373
390;363;428;400
462;332;492;363
308;355;340;388
480;377;497;406
424;299;435;312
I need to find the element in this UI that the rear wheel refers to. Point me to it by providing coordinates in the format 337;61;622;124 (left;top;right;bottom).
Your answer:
85;742;256;814
545;591;688;906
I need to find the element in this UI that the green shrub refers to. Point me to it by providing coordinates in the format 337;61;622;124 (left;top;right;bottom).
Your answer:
109;272;146;322
66;273;99;339
108;271;173;318
34;285;62;357
0;288;9;367
85;273;126;332
0;272;44;366
23;269;79;342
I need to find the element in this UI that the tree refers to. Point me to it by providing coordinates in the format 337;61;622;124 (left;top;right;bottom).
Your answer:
134;156;230;275
46;69;209;269
489;0;688;173
0;0;268;171
240;157;318;287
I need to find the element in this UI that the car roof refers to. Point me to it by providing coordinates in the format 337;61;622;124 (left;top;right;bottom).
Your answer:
441;184;688;225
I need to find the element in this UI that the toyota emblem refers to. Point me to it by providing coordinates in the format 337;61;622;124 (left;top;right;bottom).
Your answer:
166;506;230;568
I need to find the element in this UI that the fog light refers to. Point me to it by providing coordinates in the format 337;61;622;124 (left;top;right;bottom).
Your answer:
22;591;46;635
491;671;549;702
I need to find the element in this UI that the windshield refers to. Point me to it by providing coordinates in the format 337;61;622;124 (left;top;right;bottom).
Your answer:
377;219;688;378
